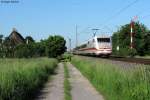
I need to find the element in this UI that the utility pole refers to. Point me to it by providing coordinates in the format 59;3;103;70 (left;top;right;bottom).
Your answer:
92;28;99;37
68;38;71;52
76;25;78;47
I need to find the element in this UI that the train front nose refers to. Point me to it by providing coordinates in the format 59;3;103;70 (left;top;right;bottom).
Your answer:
95;48;112;56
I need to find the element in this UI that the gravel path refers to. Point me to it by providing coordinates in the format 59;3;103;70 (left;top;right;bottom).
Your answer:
67;62;104;100
36;63;64;100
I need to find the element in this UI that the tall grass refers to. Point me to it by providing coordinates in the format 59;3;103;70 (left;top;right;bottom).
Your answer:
0;58;58;100
71;56;150;100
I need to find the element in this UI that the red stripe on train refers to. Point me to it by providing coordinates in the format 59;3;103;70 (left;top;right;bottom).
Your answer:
79;48;97;51
78;48;111;51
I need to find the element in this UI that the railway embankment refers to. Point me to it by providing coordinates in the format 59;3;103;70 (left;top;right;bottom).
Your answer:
71;55;150;100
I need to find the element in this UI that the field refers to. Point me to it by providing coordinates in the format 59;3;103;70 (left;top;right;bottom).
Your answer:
71;56;150;100
0;58;58;100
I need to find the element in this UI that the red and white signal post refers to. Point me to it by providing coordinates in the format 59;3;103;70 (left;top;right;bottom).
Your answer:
130;20;134;49
130;16;137;49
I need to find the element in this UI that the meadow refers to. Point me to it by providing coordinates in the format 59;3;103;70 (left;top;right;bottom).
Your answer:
0;58;58;100
71;56;150;100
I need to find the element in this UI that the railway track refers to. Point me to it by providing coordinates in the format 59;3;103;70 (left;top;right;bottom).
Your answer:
107;56;150;65
76;55;150;65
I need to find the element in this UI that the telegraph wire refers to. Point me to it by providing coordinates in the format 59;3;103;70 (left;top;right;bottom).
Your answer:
75;0;140;46
102;0;140;25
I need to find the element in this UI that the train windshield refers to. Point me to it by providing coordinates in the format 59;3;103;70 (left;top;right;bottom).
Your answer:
97;38;110;42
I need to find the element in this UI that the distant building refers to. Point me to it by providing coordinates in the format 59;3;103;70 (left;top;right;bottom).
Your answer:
8;28;25;46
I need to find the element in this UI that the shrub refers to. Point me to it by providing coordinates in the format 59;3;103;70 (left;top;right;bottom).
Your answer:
128;48;137;57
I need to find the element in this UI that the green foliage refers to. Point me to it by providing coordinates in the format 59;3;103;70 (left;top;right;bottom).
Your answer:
128;48;137;57
57;53;72;62
45;35;66;58
144;32;150;55
112;22;150;56
14;44;30;58
116;47;137;57
0;34;66;58
0;58;58;100
71;56;150;100
14;35;66;58
15;43;46;58
25;36;35;44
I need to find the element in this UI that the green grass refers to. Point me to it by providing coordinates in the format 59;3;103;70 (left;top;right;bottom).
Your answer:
71;56;150;100
0;58;58;100
64;63;72;100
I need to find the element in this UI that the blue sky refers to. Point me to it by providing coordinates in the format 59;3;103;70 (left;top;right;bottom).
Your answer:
0;0;150;48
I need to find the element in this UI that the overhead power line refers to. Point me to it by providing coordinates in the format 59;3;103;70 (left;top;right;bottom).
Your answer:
75;0;140;45
78;27;91;35
103;0;140;25
103;0;139;27
141;14;150;19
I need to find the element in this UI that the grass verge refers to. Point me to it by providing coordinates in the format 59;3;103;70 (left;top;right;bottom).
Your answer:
71;56;150;100
64;62;72;100
0;58;58;100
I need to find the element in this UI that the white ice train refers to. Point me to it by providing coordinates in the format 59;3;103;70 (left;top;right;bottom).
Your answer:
73;36;112;56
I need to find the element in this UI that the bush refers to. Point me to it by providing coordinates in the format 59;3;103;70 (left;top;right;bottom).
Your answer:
114;47;137;57
14;44;30;58
0;34;66;58
128;48;137;57
56;53;72;62
45;35;66;58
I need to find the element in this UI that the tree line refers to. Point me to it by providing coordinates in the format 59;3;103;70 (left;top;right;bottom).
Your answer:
112;21;150;56
0;31;66;58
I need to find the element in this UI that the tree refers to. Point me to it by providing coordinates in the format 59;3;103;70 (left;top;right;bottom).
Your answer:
134;22;147;56
45;35;66;57
25;36;35;44
3;37;15;57
144;31;150;55
0;31;66;58
14;44;30;58
34;42;45;57
0;35;3;44
14;43;42;58
112;22;148;56
0;35;4;57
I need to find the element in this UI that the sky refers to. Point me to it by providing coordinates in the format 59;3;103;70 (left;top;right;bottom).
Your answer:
0;0;150;48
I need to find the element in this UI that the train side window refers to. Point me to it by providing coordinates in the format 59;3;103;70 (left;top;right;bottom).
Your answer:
88;41;89;44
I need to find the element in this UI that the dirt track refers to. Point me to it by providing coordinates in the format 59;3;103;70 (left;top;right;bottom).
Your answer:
36;63;64;100
36;62;104;100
